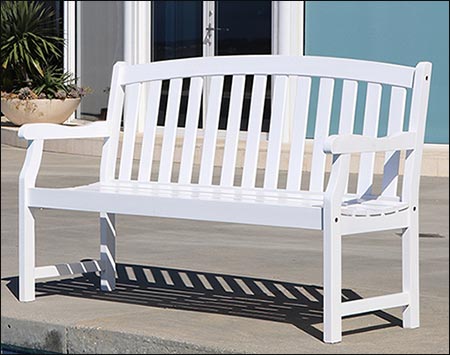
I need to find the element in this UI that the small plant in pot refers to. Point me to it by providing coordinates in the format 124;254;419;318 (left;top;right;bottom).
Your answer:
1;1;89;126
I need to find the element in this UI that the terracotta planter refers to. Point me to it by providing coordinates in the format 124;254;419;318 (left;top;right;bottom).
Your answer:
1;98;81;126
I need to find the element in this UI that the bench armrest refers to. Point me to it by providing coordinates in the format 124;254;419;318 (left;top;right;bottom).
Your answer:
323;132;416;155
18;122;110;191
18;121;110;140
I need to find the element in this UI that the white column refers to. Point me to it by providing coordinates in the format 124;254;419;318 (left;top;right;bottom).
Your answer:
64;2;76;122
276;1;304;143
124;1;152;132
124;1;135;64
63;2;76;76
292;1;304;57
278;2;291;56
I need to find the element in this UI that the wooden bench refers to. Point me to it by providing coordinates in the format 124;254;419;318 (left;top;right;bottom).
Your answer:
17;55;432;343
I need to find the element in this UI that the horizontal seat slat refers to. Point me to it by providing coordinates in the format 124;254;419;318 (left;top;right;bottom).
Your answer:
28;186;323;230
28;182;408;226
75;180;402;203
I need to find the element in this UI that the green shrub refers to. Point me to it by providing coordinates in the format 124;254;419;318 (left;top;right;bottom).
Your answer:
1;1;88;99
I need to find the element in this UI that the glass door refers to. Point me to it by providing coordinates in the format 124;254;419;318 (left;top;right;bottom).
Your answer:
152;1;203;62
152;1;203;128
211;1;272;131
213;1;271;56
151;1;272;130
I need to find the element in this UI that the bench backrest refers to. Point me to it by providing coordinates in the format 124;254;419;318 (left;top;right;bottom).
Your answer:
100;55;431;202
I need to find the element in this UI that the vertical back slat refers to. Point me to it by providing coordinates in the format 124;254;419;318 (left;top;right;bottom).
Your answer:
264;75;289;189
357;83;382;196
100;62;126;183
241;75;268;188
118;83;142;180
220;75;246;187
158;78;183;183
138;80;162;182
178;77;204;184
286;77;312;191
338;80;358;192
338;80;358;134
382;86;407;196
309;78;335;192
198;76;224;185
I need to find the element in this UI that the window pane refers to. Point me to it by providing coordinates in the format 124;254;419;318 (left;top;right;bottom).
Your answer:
216;1;271;56
216;1;272;132
152;1;202;62
43;1;64;69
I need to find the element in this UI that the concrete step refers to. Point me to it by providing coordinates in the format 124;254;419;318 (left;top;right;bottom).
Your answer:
2;118;448;176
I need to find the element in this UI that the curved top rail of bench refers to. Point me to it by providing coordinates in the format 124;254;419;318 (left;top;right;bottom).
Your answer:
119;55;416;88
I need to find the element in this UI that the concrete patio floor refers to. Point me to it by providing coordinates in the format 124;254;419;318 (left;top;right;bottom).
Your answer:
1;144;449;354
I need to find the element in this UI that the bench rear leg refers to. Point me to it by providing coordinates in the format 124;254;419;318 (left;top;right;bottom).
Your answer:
402;213;420;328
19;205;36;302
323;219;342;343
100;212;116;291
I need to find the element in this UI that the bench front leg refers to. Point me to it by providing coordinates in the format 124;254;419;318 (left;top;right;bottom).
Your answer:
19;204;36;302
19;140;44;302
402;209;420;328
323;208;343;343
323;154;350;343
100;212;116;291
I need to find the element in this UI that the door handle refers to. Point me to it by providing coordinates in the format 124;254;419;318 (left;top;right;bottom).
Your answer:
203;23;230;45
205;24;230;32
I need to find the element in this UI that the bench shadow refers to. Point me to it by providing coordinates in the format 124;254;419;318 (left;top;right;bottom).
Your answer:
3;263;402;341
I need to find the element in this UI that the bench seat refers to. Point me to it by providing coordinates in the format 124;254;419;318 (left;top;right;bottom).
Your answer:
29;181;409;230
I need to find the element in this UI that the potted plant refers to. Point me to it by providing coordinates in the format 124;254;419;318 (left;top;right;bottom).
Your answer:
1;1;89;126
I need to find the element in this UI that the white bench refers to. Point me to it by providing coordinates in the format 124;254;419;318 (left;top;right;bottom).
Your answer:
17;55;432;343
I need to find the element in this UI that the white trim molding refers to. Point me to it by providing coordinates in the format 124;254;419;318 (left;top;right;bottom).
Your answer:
124;2;151;66
124;1;151;131
63;1;76;122
273;1;304;143
63;2;76;75
272;1;304;57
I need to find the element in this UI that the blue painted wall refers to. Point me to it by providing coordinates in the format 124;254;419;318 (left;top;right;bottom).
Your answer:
305;1;449;144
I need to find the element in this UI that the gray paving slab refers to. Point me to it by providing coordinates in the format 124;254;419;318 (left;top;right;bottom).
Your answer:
1;144;449;354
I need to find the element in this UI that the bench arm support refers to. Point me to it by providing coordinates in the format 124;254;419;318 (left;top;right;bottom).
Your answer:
323;132;417;217
323;132;416;155
19;139;44;192
18;122;110;191
18;121;111;140
323;154;351;215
